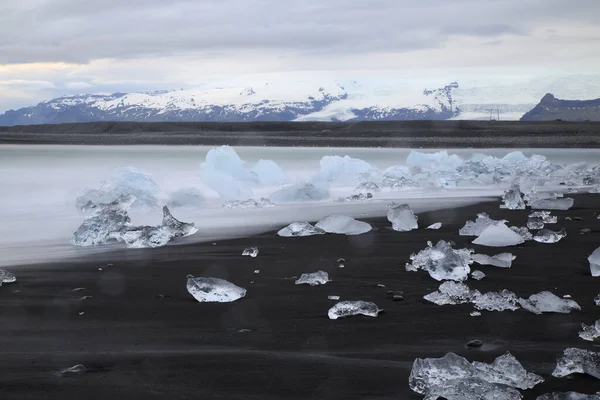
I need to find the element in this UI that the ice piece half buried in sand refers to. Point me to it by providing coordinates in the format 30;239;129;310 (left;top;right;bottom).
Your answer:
328;300;381;320
295;271;330;286
186;275;247;303
277;222;326;237
552;348;600;379
315;215;372;235
519;291;581;314
387;203;418;232
472;222;525;247
406;240;473;282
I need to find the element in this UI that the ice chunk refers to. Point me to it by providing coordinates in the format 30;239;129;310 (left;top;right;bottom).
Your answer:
406;150;463;171
186;275;246;303
355;181;380;193
552;348;600;379
472;253;516;268
295;271;329;286
501;184;526;210
533;228;567;243
167;188;205;208
427;222;442;230
459;213;503;236
269;182;329;203
387;203;418;232
0;268;16;286
76;167;160;212
222;198;274;209
328;295;340;300
406;240;473;282
242;247;259;257
71;194;135;246
473;290;520;312
530;197;574;210
595;294;600;305
510;226;534;241
530;211;558;224
277;222;326;237
589;248;600;277
315;215;372;235
470;311;481;317
471;270;486;280
249;159;287;186
318;155;372;183
527;217;545;230
409;352;543;398
519;291;581;314
328;300;381;320
473;223;525;247
579;320;600;342
424;281;478;305
537;393;600;400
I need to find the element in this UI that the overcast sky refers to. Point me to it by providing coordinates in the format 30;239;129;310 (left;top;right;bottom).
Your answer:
1;0;599;111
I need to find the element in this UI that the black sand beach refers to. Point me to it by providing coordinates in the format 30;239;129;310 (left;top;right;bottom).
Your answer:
1;195;600;399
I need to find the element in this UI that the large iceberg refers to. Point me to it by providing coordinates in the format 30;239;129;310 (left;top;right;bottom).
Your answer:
328;300;381;320
317;155;372;183
186;275;246;303
269;181;329;203
519;291;581;314
387;203;418;232
277;222;326;237
315;215;372;235
473;223;525;247
589;248;600;277
406;241;473;282
552;348;600;379
459;213;504;236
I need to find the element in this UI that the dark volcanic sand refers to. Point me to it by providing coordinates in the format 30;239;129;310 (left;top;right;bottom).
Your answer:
1;195;600;399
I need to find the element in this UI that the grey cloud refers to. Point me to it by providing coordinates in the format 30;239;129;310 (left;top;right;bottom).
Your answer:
441;24;527;38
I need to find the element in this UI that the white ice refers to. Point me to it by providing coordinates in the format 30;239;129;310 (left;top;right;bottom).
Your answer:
388;203;418;231
472;252;516;268
471;270;486;280
519;291;581;314
315;215;372;235
0;268;16;286
533;228;567;244
427;222;442;230
579;320;600;342
277;222;326;237
186;275;247;303
242;247;259;257
328;300;381;320
552;348;600;379
530;197;574;210
589;248;600;277
473;223;525;247
459;213;504;237
295;271;330;286
406;240;473;282
529;211;558;224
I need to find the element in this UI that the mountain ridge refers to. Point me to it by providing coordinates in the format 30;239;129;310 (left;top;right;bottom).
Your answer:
520;93;600;121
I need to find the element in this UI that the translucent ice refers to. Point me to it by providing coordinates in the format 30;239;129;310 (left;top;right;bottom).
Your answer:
315;215;372;235
589;248;600;277
530;197;574;211
269;182;329;203
341;193;373;202
424;377;522;400
242;247;259;257
277;222;326;237
533;228;567;243
295;271;330;286
511;226;534;241
519;292;581;314
318;155;372;183
459;213;503;236
222;198;274;209
186;275;246;303
530;211;558;224
328;300;381;320
406;150;463;172
473;223;525;247
249;159;287;186
387;203;418;232
406;241;473;282
472;253;516;268
424;281;478;305
0;268;16;286
167;188;205;208
537;393;600;400
595;294;600;305
427;222;442;230
501;184;526;210
527;217;545;230
471;270;486;280
579;320;600;342
355;181;380;193
473;290;520;312
552;348;600;379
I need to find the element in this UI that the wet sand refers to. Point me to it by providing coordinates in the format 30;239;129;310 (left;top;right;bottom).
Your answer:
1;195;600;399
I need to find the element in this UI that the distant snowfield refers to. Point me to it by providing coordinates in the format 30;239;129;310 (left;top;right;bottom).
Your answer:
1;145;599;268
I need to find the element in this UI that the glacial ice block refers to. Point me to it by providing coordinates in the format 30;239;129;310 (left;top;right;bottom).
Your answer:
530;197;574;210
269;182;329;203
519;291;581;314
472;223;525;247
552;348;600;379
295;271;330;286
277;222;326;237
589;248;600;277
533;228;567;244
387;203;418;232
328;300;381;320
459;213;503;236
527;216;545;230
501;184;526;210
186;275;246;303
406;240;473;282
472;253;516;268
317;155;372;183
579;320;600;342
315;215;372;235
120;206;198;248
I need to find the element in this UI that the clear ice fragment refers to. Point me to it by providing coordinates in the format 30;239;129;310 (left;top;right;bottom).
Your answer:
533;228;567;244
315;215;372;235
460;213;504;236
424;281;478;305
472;253;516;268
242;247;259;257
519;291;581;314
527;217;545;230
529;211;558;224
427;222;442;230
501;184;526;210
530;197;574;210
537;392;600;400
186;275;246;303
471;270;486;280
473;223;525;247
328;300;381;320
406;240;473;282
473;290;520;312
222;198;275;209
579;320;600;342
589;248;600;277
0;269;16;285
552;348;600;379
510;226;534;241
295;271;330;286
277;222;326;237
387;203;418;231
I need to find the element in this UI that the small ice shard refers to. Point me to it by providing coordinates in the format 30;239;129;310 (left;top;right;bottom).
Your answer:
315;215;372;235
552;348;600;379
387;203;418;231
579;320;600;342
470;311;481;317
511;226;534;241
533;228;567;244
0;269;16;286
222;198;275;209
295;271;329;286
537;392;600;400
471;270;486;280
473;222;525;247
242;247;259;257
424;281;478;306
459;213;503;236
337;258;345;268
60;364;87;376
406;240;473;282
472;252;516;268
473;290;520;312
589;248;600;277
530;211;558;224
328;300;381;320
186;275;246;303
328;295;340;300
530;197;574;210
427;222;442;230
501;184;526;210
277;222;326;237
253;269;259;274
527;216;545;230
519;291;581;314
